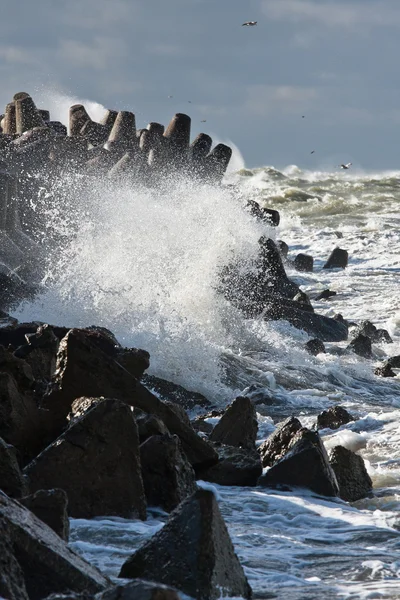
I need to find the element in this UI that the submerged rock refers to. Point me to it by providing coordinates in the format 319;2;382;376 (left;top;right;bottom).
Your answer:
329;445;373;502
119;489;252;600
315;289;337;301
210;396;258;449
294;253;313;272
347;334;372;358
197;443;262;487
323;247;348;269
317;405;354;430
305;338;326;356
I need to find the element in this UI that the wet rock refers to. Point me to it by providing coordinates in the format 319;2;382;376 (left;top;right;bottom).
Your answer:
97;580;181;600
374;329;393;343
294;253;313;272
329;445;373;501
352;320;392;344
20;488;70;540
41;329;218;469
277;239;289;259
293;291;314;311
136;411;170;443
119;489;252;600
246;200;280;226
142;373;211;410
16;324;59;380
315;289;337;301
0;322;68;349
0;492;108;599
197;443;262;486
0;516;29;600
0;343;35;389
317;405;354;430
0;437;28;497
323;247;348;269
374;362;396;377
387;355;400;368
258;416;303;468
305;338;326;356
258;429;339;497
24;398;147;519
116;347;150;379
190;417;214;435
210;396;258;449
164;401;191;427
140;434;197;511
347;334;372;358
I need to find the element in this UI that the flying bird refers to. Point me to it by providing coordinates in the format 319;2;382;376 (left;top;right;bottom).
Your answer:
188;100;192;103
302;116;305;118
310;150;315;154
201;119;207;122
339;162;352;169
242;21;257;26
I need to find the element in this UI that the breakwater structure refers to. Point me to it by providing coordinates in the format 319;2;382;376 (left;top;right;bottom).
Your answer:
0;92;233;310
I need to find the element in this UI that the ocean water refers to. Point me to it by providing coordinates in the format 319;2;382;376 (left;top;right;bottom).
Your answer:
12;139;400;597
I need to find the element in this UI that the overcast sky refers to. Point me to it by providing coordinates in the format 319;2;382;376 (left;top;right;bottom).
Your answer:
1;0;400;170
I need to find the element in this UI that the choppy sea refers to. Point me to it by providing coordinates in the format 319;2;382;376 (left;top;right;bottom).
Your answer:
12;139;400;598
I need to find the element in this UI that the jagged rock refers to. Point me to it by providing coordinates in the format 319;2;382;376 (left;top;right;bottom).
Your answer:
293;291;313;311
119;489;252;600
374;329;392;343
0;343;35;389
246;200;280;226
258;417;303;468
323;247;348;269
24;399;147;519
116;347;150;379
317;405;354;430
352;320;392;344
140;434;197;511
329;445;373;501
42;580;183;599
210;396;258;449
315;289;337;301
20;489;70;540
374;362;396;377
0;437;28;497
135;411;170;443
305;338;326;356
0;515;29;600
294;253;313;272
277;240;289;259
190;417;214;435
142;374;211;409
347;334;372;358
0;492;108;599
164;401;191;426
14;323;59;380
258;429;339;497
387;355;400;368
0;322;69;349
41;330;217;469
197;443;262;487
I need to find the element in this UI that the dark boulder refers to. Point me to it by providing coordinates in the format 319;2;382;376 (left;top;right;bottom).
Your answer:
305;338;326;356
20;488;70;540
164;401;191;427
197;443;262;487
0;515;29;600
374;362;396;378
387;355;400;368
294;253;313;272
14;323;59;381
258;429;339;497
0;492;108;600
0;437;28;497
24;399;147;519
116;347;150;379
135;411;170;443
41;329;217;469
210;396;258;449
119;489;252;600
347;334;372;358
258;416;303;468
374;328;393;343
329;445;373;501
98;580;181;599
315;289;337;301
352;320;392;344
142;373;211;410
323;247;348;269
140;434;197;511
293;291;314;311
317;405;354;430
246;200;280;226
277;240;289;259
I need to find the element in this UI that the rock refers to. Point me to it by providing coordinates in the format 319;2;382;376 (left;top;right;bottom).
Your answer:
140;434;197;511
41;329;217;469
15;324;59;380
347;334;372;358
0;492;108;599
387;355;400;368
0;437;28;497
246;200;280;226
374;328;392;343
323;247;348;269
329;445;373;502
277;240;289;259
24;398;147;519
99;580;181;600
0;343;35;389
20;489;70;540
315;289;337;301
163;401;191;427
0;515;30;600
142;374;211;410
116;347;150;379
316;405;354;430
135;411;170;443
190;417;214;435
352;320;393;344
258;429;339;497
119;489;252;600
258;416;303;468
197;443;262;486
305;338;326;356
374;362;396;377
210;396;258;449
293;291;314;311
294;253;313;272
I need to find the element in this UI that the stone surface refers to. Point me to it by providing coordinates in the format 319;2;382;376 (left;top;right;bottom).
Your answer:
116;347;150;379
315;289;337;301
317;405;354;430
140;434;197;511
119;489;252;600
0;437;28;497
305;338;326;356
323;247;348;269
20;488;70;540
347;334;372;358
258;429;339;497
98;580;182;599
142;374;210;410
329;445;373;502
136;411;170;443
210;396;258;449
294;253;313;272
24;398;147;519
258;416;303;468
0;492;108;600
197;443;262;487
0;515;29;600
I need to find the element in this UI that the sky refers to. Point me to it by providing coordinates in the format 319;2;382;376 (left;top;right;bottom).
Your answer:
1;0;400;170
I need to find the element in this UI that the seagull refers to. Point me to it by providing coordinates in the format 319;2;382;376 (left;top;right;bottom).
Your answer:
339;162;352;169
201;119;207;123
188;101;192;103
168;95;173;98
302;115;305;118
310;150;315;154
242;21;257;26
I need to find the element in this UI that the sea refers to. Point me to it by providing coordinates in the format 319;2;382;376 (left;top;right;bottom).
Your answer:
11;97;400;599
